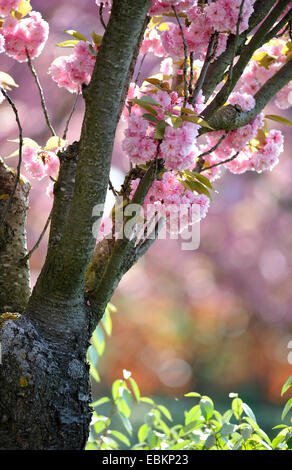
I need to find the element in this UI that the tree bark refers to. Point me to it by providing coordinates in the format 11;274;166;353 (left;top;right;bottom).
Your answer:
0;157;30;313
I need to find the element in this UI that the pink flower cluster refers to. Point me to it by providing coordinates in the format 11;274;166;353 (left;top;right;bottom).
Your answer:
236;38;292;109
122;88;201;171
129;171;210;235
2;11;49;62
157;0;255;62
49;41;97;93
204;0;256;35
23;145;59;182
0;0;20;17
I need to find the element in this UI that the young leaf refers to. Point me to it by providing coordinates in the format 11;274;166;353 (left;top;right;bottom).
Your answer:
129;99;158;116
56;40;80;48
65;29;89;42
184;392;201;398
281;376;292;396
44;136;66;150
129;377;141;401
154;120;167;140
181;114;213;129
91;32;103;46
200;397;214;421
265;114;292;127
157;405;172;422
281;398;292;421
142;113;159;123
192;172;213;189
109;430;130;447
232;398;243;420
138;423;148;443
91;397;111;408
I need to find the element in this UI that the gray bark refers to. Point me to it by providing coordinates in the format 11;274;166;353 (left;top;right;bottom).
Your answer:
0;157;30;313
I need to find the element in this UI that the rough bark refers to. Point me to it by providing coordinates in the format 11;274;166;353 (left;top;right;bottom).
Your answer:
0;158;30;313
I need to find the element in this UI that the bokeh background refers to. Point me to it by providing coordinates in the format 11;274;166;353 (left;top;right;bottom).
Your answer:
1;0;291;432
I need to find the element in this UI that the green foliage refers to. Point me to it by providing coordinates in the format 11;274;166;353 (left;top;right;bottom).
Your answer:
87;307;292;450
86;372;292;450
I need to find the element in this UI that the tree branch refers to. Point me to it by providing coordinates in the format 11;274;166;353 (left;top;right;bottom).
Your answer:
205;58;292;131
202;0;282;102
26;51;56;136
0;88;23;229
203;0;291;119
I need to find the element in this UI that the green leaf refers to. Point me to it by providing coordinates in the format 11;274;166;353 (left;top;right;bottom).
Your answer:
65;29;89;41
147;429;157;448
265;114;292;127
89;364;100;383
185;404;202;426
129;98;158;116
128;377;141;401
112;379;124;401
91;32;103;46
220;422;235;436
109;430;130;447
140;397;155;405
192;172;213;189
184;392;201;398
94;421;106;434
281;376;292;396
140;95;162;106
107;303;117;313
200;397;214;421
154;120;167;140
205;434;216;449
282;398;292;421
142;113;159;123
92;326;105;356
101;309;112;336
170;440;191;450
138;423;148;443
181;114;214;129
170;115;183;129
232;398;243;420
56;39;80;48
119;413;133;435
242;403;257;424
157;405;172;422
91;396;111;408
182;179;212;199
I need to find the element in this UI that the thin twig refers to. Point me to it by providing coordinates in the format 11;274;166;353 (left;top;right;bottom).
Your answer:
191;32;218;105
99;3;107;30
227;0;246;94
108;178;119;200
172;5;189;107
199;151;240;173
188;51;194;96
0;88;23;229
62;93;79;140
135;53;147;86
193;133;227;172
22;210;52;262
26;50;56;136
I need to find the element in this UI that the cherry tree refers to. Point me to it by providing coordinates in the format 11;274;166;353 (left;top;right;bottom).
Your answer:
0;0;292;449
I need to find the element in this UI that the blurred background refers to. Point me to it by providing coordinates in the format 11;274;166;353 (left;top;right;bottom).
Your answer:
1;0;291;433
